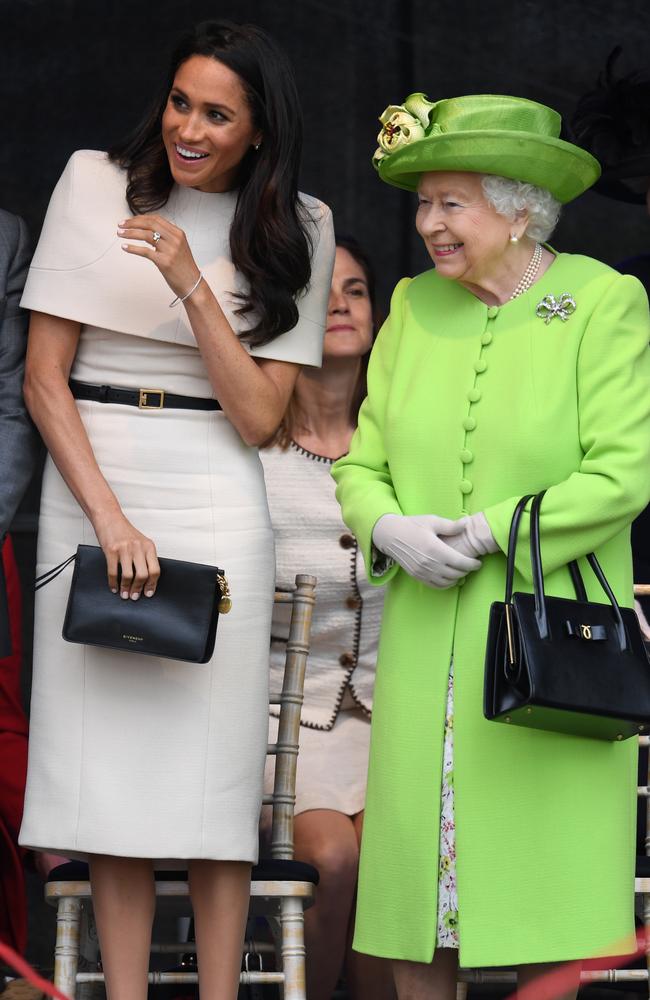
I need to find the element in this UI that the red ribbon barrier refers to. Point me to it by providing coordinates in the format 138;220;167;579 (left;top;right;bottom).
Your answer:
0;926;647;1000
0;939;72;1000
507;928;647;999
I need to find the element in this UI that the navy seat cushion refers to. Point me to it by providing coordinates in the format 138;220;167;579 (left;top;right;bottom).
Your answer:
47;858;319;886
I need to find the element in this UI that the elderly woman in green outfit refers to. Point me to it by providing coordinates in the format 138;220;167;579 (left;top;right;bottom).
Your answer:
332;93;650;999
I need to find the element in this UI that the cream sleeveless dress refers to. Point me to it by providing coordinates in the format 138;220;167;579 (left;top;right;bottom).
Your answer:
18;150;334;863
260;442;384;818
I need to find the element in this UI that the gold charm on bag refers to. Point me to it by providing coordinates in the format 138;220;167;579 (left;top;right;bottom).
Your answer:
217;573;232;614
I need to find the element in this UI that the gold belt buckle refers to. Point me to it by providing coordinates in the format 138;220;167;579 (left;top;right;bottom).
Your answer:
138;388;165;409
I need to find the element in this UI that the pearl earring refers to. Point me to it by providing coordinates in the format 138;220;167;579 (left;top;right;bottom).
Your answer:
254;143;261;151
509;234;519;244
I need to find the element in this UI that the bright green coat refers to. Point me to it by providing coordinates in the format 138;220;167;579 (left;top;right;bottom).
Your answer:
332;253;650;967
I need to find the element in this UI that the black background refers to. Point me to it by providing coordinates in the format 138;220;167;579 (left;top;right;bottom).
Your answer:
3;0;650;309
2;0;650;971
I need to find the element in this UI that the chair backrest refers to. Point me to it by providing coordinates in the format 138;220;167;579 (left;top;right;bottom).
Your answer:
264;574;317;861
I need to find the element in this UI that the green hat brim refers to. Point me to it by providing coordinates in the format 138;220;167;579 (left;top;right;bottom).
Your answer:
377;129;601;203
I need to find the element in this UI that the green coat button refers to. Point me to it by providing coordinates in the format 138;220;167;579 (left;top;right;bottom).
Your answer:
481;331;493;346
467;388;481;403
463;416;477;431
487;306;499;319
474;359;487;373
460;479;473;494
460;449;473;464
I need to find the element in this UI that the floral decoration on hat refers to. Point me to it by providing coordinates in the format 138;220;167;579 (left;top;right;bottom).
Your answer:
373;93;441;168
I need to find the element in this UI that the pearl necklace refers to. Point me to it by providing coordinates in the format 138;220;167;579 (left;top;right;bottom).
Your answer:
509;242;543;301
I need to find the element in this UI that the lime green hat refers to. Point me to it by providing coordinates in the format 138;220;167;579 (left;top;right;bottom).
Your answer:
373;93;601;203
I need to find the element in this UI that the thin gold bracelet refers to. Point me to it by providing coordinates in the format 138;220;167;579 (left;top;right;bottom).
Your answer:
169;272;204;308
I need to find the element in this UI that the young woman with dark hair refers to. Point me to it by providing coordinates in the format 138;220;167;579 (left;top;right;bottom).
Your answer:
109;19;312;349
19;20;334;1000
261;238;396;1000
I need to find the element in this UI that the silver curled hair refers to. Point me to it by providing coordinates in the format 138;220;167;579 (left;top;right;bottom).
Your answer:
481;175;561;242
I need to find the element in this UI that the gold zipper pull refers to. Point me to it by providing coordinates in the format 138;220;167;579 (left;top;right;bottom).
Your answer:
217;572;232;614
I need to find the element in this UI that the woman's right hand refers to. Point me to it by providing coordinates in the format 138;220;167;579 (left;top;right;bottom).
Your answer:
372;513;482;588
93;512;161;600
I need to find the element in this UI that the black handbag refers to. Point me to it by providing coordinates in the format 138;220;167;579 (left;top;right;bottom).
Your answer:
35;544;232;664
484;491;650;741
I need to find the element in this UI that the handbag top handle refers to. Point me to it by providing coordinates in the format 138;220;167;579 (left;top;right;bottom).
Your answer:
504;491;628;651
504;494;534;604
35;553;77;591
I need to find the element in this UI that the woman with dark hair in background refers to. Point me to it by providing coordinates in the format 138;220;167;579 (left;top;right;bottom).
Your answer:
18;20;334;1000
261;237;395;1000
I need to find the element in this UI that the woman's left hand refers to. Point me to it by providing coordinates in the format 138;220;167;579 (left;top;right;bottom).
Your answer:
118;214;200;300
443;511;500;559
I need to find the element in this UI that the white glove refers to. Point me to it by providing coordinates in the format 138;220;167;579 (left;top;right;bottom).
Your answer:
372;513;482;589
443;511;500;559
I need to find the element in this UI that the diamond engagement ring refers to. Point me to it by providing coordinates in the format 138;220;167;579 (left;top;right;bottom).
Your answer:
152;231;162;245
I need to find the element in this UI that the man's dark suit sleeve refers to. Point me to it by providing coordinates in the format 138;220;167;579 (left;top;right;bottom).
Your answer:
0;211;39;536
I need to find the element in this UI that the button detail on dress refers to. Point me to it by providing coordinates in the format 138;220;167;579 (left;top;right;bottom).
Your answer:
459;479;473;494
467;388;481;403
474;359;487;373
487;306;499;319
339;533;355;549
460;449;473;464
481;331;493;346
346;595;361;610
339;652;356;667
463;416;477;431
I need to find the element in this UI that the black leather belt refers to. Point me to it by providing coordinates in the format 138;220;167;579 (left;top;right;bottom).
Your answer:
69;379;222;411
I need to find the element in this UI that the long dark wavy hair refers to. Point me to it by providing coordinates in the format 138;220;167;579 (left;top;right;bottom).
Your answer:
108;20;312;347
269;234;380;451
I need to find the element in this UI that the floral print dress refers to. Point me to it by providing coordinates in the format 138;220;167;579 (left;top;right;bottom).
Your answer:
436;661;459;948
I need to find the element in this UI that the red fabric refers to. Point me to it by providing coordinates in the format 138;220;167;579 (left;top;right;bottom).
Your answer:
0;535;27;734
0;806;26;953
0;940;72;999
0;535;28;953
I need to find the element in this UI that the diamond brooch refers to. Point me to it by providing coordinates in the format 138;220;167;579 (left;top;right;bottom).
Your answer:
535;293;576;324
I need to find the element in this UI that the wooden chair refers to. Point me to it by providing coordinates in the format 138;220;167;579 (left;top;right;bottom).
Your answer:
632;581;650;996
43;573;318;1000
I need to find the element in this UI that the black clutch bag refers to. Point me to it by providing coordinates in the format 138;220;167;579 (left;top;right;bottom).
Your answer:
36;544;231;664
484;491;650;741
